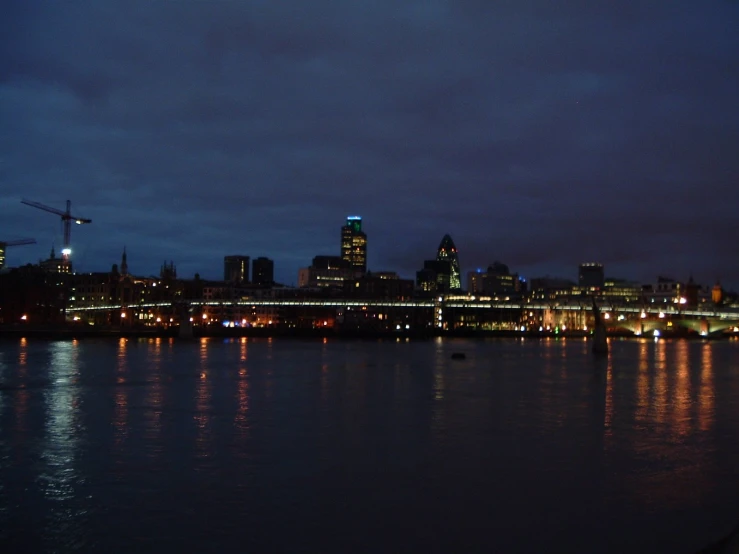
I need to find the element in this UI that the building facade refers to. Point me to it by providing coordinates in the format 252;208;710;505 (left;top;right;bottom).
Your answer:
340;216;367;275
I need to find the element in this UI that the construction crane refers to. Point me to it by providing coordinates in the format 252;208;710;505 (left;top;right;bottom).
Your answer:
21;199;92;262
0;238;36;271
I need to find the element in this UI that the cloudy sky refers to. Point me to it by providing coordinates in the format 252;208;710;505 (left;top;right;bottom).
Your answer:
2;0;738;287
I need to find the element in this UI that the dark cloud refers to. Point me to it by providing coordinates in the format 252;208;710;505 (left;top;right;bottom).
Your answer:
1;0;738;287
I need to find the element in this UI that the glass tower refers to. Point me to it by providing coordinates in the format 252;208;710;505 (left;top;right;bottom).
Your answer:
436;234;461;290
341;216;367;274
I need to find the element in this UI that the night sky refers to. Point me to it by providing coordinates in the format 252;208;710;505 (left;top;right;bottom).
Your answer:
2;1;738;287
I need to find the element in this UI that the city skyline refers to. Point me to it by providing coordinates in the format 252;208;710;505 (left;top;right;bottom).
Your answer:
2;2;738;287
0;210;736;290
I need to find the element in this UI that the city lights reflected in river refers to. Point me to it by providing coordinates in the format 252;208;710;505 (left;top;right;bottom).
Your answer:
40;340;86;550
699;342;714;432
235;337;250;434
1;337;738;553
145;337;164;457
195;338;212;461
113;338;128;449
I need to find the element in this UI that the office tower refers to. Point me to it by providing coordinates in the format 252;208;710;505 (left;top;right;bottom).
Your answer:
252;257;274;285
298;255;352;288
417;259;452;292
224;255;249;283
578;262;605;289
436;234;461;290
467;262;519;296
340;216;367;275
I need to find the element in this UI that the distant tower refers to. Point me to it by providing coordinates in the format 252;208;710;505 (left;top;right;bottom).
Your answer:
578;263;605;289
436;234;461;290
224;255;249;283
340;216;367;275
120;246;129;276
252;257;274;285
160;261;177;280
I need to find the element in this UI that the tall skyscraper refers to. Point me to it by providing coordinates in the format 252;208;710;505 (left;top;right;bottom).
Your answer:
252;257;274;285
436;234;461;290
224;255;249;283
340;216;367;275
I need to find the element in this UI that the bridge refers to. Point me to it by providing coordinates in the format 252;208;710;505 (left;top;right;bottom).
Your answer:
66;297;739;337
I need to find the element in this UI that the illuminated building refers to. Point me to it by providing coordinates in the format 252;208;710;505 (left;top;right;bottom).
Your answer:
0;245;5;271
436;234;461;290
298;255;352;288
39;246;72;274
643;276;683;304
467;262;521;296
252;257;274;286
578;263;605;289
224;255;249;283
599;278;641;302
341;216;367;275
344;274;414;299
417;260;451;293
529;277;576;300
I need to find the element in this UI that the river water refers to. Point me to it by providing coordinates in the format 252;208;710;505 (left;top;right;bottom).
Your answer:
1;336;738;553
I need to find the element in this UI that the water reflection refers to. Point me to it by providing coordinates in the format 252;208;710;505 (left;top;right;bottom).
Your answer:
320;339;329;405
1;337;736;554
195;338;212;459
14;338;30;436
235;338;249;432
698;343;714;432
145;338;164;457
654;339;668;425
673;340;691;438
430;338;447;441
604;350;614;438
40;340;86;549
635;341;649;424
433;338;444;402
113;338;129;447
620;340;720;513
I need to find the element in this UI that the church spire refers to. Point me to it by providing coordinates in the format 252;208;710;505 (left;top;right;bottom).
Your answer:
121;246;128;276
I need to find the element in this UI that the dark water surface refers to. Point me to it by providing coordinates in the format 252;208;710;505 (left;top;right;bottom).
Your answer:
1;336;739;553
